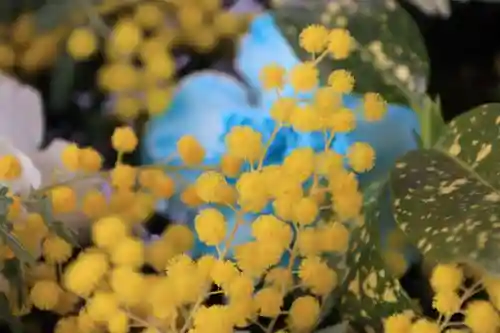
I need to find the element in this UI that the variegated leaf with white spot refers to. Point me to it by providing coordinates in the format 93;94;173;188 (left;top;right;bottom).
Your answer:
390;103;500;273
338;184;418;332
272;0;429;106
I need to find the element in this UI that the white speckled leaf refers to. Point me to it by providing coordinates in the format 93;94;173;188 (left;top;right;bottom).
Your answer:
390;103;500;273
272;0;429;105
338;184;417;332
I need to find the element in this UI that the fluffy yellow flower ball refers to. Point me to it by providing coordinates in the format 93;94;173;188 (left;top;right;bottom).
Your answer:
110;164;137;190
293;197;319;225
270;97;296;124
177;135;205;166
79;147;103;172
288;295;320;331
163;224;195;253
82;189;108;219
313;87;342;114
145;86;174;115
92;216;129;249
290;104;322;132
251;215;292;250
464;300;500;333
259;63;286;91
98;63;139;93
254;287;283;317
236;171;269;212
63;250;109;297
133;2;164;29
50;186;77;214
110;267;145;306
328;69;355;93
220;154;243;178
288;61;319;92
67;27;97;60
330;108;356;133
195;171;234;204
299;24;329;53
327;28;353;60
210;259;239;287
195;208;227;246
112;126;138;153
332;189;363;220
150;173;176;199
430;263;463;292
383;312;413;333
0;154;22;180
299;256;338;296
107;310;129;333
86;291;120;322
432;290;461;315
42;234;72;264
192;305;233;333
61;144;80;171
30;280;62;310
110;237;145;268
347;142;376;173
363;92;388;122
180;184;204;207
283;147;315;182
225;125;263;162
110;19;142;55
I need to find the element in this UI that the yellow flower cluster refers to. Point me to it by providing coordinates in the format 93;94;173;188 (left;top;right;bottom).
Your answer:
0;22;393;333
65;0;252;120
384;264;500;333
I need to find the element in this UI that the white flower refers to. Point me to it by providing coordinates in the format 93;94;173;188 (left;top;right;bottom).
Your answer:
0;72;104;230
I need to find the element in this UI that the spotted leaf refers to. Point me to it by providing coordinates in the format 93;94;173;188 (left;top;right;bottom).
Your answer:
272;0;429;106
338;184;418;331
390;103;500;273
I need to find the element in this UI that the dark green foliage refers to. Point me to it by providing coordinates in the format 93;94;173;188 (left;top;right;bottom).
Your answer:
338;183;418;332
390;103;500;273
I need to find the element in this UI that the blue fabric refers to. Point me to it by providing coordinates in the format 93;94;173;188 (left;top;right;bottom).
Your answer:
143;12;421;263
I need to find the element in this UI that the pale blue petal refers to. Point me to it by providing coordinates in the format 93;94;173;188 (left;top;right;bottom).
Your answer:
331;96;421;185
144;71;251;168
235;12;303;106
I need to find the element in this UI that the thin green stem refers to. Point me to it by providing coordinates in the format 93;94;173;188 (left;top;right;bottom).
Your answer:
258;125;281;170
265;223;300;333
179;208;243;333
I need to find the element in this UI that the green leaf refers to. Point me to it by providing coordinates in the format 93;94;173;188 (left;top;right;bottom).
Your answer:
411;95;446;149
49;51;76;111
2;259;26;309
40;196;79;247
338;184;418;331
390;103;500;273
53;221;79;247
33;0;74;32
0;224;35;267
0;293;23;333
272;0;429;106
0;187;10;197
